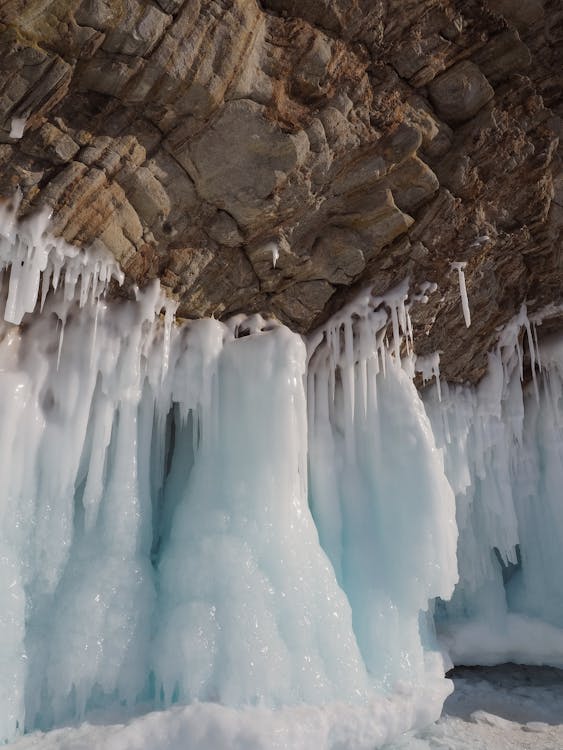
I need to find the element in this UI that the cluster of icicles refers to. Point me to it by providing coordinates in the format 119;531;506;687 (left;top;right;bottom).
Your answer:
0;194;123;326
0;204;562;750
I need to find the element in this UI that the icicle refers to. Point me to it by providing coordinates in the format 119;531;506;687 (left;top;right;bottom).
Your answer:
9;115;28;139
0;197;123;325
520;314;540;403
160;297;178;385
40;264;53;312
405;307;414;356
451;261;471;327
90;298;100;369
416;352;442;402
516;334;524;382
342;318;355;456
390;303;401;362
533;322;542;372
56;315;66;371
358;318;369;420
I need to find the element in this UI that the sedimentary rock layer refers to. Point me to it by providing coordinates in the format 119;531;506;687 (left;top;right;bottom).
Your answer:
0;0;561;381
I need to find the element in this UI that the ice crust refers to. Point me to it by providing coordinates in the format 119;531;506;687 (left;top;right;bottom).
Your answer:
0;207;562;749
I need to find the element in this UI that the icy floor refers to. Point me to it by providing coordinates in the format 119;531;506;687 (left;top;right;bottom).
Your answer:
389;665;563;750
8;665;563;750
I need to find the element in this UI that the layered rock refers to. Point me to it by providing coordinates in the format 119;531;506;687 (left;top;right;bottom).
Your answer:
0;0;561;381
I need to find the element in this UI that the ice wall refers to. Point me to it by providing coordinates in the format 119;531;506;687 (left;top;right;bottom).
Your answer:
0;207;459;748
426;308;563;667
1;204;562;749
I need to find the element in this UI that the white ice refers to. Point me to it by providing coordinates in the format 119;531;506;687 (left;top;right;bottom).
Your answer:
0;194;123;324
426;308;563;668
1;205;562;749
9;115;27;140
451;262;471;328
0;234;457;747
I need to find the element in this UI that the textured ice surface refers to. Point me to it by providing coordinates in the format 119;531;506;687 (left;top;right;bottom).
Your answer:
0;268;455;746
425;308;563;667
1;206;562;749
307;284;458;695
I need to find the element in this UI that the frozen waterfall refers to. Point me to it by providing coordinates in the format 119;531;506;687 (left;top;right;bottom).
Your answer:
427;310;563;668
0;206;562;749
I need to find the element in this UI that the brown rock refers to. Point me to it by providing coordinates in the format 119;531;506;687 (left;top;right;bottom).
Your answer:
0;0;560;383
180;99;310;230
429;61;495;124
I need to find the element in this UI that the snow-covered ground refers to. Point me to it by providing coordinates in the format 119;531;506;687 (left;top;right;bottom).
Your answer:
9;665;563;750
390;665;563;750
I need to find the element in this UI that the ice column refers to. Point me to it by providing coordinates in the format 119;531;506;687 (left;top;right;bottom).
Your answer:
153;324;372;707
308;287;458;707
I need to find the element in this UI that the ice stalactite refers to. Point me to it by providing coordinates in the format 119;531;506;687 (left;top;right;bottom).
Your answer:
0;206;458;748
153;324;373;710
0;194;123;325
451;262;471;328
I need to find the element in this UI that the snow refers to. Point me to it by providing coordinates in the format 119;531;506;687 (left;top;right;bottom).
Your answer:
440;614;563;669
8;666;563;750
0;695;449;750
389;665;563;750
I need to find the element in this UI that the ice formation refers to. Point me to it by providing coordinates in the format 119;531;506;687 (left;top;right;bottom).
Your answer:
426;306;563;668
0;204;457;746
9;115;27;140
0;194;123;325
451;262;471;327
0;203;562;749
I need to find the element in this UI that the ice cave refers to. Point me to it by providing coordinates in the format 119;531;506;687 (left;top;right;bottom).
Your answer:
0;194;562;749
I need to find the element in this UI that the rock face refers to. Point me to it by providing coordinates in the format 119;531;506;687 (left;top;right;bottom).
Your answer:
0;0;561;382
